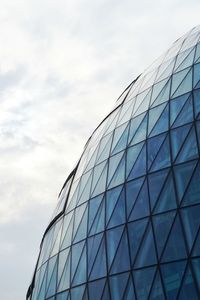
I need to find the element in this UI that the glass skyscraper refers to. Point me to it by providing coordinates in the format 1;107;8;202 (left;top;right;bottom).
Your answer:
27;26;200;300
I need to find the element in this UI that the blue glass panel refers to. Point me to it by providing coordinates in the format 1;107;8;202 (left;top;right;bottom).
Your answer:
161;260;187;300
56;291;68;300
130;114;147;144
192;258;200;290
109;272;129;300
108;151;124;183
123;277;136;300
134;222;157;268
73;206;88;243
193;63;200;88
154;172;177;213
161;214;187;262
57;248;70;287
126;176;145;217
176;126;198;163
108;153;125;188
128;144;146;180
106;185;123;224
126;142;144;177
174;160;197;202
152;78;171;107
108;188;126;228
173;68;192;97
148;103;166;135
110;229;131;274
70;285;85;300
106;226;124;269
150;135;171;171
180;205;200;251
193;89;200;119
71;241;84;279
150;104;169;137
129;180;149;221
72;245;86;286
87;233;103;275
133;266;156;300
171;68;190;96
57;251;70;292
178;265;199;300
170;93;190;126
182;162;200;206
88;278;106;300
147;133;166;169
153;211;176;258
96;132;112;164
149;271;164;300
172;95;193;128
111;122;129;154
88;194;103;233
128;113;146;144
89;196;105;235
128;218;148;265
101;282;110;300
170;124;191;161
46;259;58;298
148;168;169;210
176;47;195;72
89;237;107;280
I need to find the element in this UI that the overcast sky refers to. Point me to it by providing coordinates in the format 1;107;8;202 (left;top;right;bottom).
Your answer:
0;1;200;299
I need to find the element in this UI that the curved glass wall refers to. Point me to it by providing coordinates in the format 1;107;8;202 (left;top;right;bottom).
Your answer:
27;26;200;300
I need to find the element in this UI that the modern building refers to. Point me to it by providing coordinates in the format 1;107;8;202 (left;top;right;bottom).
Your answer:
27;26;200;300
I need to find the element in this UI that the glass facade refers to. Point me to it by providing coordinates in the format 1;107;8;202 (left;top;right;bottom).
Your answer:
27;26;200;300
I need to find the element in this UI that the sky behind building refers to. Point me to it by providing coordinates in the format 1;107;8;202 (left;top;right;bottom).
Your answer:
0;1;200;299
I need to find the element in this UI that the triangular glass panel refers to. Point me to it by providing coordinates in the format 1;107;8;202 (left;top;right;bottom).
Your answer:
150;135;171;172
148;103;166;135
117;100;133;125
60;212;74;250
147;133;167;170
161;260;187;300
178;265;199;300
182;162;200;206
109;273;129;300
77;170;93;205
123;276;136;300
149;104;169;137
37;265;48;300
96;132;112;164
193;63;200;88
89;237;107;280
88;278;106;300
70;285;85;300
180;205;200;252
148;168;169;211
57;250;71;292
84;145;99;172
106;185;123;224
126;176;145;217
126;142;144;178
152;78;171;107
101;281;111;300
127;218;148;265
149;270;165;300
130;114;147;144
134;222;157;268
110;229;131;274
111;122;129;155
135;89;151;115
56;291;68;300
46;256;57;298
175;126;198;163
174;160;197;203
108;151;124;184
106;226;124;269
175;47;195;72
72;203;87;241
107;187;126;228
170;124;191;161
72;244;86;286
87;232;103;275
57;248;70;286
88;194;103;233
73;206;88;243
91;161;107;195
172;94;193;128
156;58;174;81
128;112;146;144
171;67;191;96
89;196;105;235
133;266;156;300
129;179;149;221
192;258;200;289
161;214;187;262
193;89;200;119
154;172;177;213
127;143;146;180
153;211;176;258
71;241;85;280
150;78;169;106
92;163;107;197
108;152;126;188
170;92;190;126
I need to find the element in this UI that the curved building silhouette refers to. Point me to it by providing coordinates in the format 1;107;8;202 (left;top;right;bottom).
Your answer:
27;26;200;300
